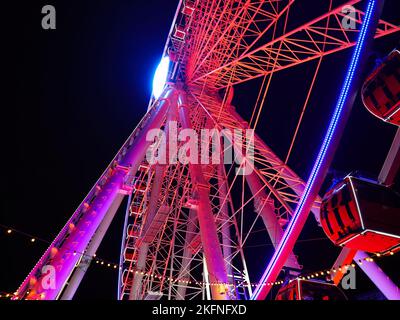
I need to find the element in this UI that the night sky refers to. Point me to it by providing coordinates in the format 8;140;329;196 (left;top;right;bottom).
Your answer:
2;0;400;300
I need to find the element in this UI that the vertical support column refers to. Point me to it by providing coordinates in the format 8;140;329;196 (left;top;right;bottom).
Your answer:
217;156;253;298
217;164;234;283
245;172;300;271
175;209;197;300
203;255;212;301
129;242;150;300
178;92;230;300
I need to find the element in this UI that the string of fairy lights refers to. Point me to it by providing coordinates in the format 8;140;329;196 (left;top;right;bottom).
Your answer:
0;223;398;299
0;224;120;269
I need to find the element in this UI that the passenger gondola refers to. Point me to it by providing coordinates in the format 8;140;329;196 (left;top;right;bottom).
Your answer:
275;279;347;300
320;176;400;254
362;50;400;126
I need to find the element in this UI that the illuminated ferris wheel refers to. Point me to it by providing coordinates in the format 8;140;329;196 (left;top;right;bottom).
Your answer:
15;0;400;300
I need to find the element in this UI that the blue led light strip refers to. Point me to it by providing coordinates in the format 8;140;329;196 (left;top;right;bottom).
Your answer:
251;0;377;300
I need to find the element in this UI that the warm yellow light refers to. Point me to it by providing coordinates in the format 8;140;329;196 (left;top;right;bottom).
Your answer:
31;238;36;243
7;229;12;234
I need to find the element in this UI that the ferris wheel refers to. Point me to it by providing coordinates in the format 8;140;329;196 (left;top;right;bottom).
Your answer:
15;0;400;300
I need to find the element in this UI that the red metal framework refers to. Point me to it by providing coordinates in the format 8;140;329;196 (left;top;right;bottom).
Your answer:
187;0;399;88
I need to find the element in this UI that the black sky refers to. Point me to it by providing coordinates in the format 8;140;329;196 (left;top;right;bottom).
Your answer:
2;0;177;299
1;0;399;299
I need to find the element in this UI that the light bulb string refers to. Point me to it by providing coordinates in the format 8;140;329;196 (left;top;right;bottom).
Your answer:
1;224;397;299
0;224;119;270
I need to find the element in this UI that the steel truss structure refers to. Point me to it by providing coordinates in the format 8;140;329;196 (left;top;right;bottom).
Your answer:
15;0;399;300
